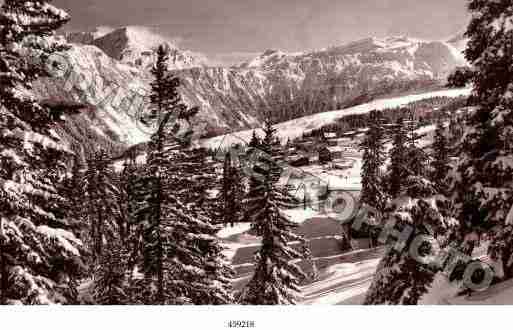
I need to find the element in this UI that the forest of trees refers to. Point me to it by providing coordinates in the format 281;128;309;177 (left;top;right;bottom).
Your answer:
0;0;310;305
360;0;513;304
2;0;513;307
305;96;469;140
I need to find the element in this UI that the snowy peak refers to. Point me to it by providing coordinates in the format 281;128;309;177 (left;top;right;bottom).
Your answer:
93;26;177;61
328;36;421;55
242;35;467;79
241;49;294;69
46;31;471;151
66;26;209;70
445;32;469;64
92;26;209;70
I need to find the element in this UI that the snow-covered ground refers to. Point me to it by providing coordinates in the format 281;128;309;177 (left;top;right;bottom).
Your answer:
217;152;363;240
202;88;471;150
446;278;513;305
296;156;363;191
301;248;384;305
221;221;513;305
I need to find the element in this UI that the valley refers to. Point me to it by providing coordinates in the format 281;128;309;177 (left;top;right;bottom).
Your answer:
32;26;469;159
4;0;513;311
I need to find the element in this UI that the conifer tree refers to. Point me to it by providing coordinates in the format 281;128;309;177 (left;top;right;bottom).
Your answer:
239;119;307;305
118;153;146;276
84;149;121;263
405;119;429;178
93;237;129;305
0;0;85;304
60;155;87;239
365;168;456;304
450;0;513;279
248;130;261;149
360;110;387;213
431;118;450;191
134;45;233;304
222;151;245;226
119;155;138;244
387;118;408;198
175;146;221;222
366;118;455;304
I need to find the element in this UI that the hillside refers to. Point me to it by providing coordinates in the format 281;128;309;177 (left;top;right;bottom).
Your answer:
32;29;469;156
202;87;471;150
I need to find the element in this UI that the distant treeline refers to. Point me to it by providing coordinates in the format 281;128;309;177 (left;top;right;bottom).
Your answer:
303;96;468;139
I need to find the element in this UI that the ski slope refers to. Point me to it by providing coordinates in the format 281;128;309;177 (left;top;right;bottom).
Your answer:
202;88;471;150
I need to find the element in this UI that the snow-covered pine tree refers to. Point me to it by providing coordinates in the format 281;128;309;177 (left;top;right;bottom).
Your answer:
159;143;234;305
176;146;222;222
405;119;429;178
222;151;245;226
450;0;513;279
364;170;457;304
0;0;86;304
118;153;143;276
431;118;450;192
243;131;262;218
60;155;86;239
239;119;307;305
365;114;458;304
84;149;122;263
248;130;261;149
360;110;387;213
387;118;408;198
93;237;129;305
133;45;233;305
119;155;138;244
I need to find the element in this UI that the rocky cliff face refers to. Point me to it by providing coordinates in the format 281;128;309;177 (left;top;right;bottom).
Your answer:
176;36;468;135
70;26;210;70
36;29;467;154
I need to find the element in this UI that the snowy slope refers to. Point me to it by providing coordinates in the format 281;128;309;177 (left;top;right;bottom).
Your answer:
58;32;470;139
240;36;467;80
202;87;472;149
33;44;152;146
37;31;471;153
446;278;513;305
301;252;383;305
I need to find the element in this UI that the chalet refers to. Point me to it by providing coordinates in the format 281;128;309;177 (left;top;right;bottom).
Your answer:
326;146;343;160
323;132;337;140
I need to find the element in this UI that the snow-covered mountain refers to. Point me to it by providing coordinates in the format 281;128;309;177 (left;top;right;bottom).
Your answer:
241;36;466;80
66;26;209;70
177;35;468;133
36;30;469;155
445;32;469;64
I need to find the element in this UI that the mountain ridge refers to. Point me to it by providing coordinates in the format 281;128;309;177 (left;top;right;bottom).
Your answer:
37;28;469;157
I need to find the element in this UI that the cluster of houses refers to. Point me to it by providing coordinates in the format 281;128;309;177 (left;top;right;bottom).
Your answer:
284;129;368;168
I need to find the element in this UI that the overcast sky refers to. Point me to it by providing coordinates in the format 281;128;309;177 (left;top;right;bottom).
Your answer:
53;0;470;65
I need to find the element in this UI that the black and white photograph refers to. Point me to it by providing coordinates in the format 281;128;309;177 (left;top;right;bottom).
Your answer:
1;0;513;328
